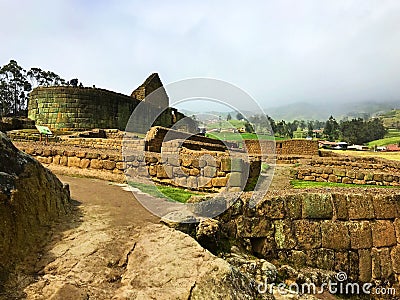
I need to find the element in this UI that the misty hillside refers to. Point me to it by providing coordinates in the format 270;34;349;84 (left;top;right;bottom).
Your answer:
265;101;400;121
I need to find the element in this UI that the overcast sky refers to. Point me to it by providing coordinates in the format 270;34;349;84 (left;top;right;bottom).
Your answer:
1;0;400;110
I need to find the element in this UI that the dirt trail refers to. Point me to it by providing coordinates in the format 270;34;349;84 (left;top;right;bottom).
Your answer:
3;175;159;299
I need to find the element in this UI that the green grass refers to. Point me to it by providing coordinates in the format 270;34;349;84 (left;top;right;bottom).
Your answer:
290;180;400;189
206;132;284;141
128;181;200;203
368;129;400;147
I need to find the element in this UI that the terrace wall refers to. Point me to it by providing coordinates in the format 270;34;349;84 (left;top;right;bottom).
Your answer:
219;191;400;285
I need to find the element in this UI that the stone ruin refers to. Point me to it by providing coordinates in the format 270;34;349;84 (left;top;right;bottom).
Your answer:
27;73;197;133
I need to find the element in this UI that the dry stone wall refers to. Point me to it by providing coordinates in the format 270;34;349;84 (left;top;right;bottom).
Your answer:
293;156;400;186
28;87;180;132
15;142;261;192
244;139;319;156
218;190;400;286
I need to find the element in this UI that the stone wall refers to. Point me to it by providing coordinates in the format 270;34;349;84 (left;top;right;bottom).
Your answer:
218;191;400;285
15;142;261;192
244;139;319;156
293;156;400;186
27;87;180;132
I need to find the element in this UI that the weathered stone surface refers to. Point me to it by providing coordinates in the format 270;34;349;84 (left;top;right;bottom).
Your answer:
321;221;350;250
371;220;397;248
67;156;81;168
115;224;259;299
90;159;103;169
347;194;374;220
102;160;116;170
372;195;398;219
358;249;372;282
293;220;321;250
348;221;372;249
0;133;71;278
302;193;333;219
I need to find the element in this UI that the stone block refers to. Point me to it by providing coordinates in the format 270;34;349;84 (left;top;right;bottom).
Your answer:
358;249;372;282
373;173;383;182
321;221;350;250
231;158;243;172
258;197;285;219
372;195;398;219
211;176;228;187
302;193;333;219
190;168;200;176
76;151;87;158
86;152;99;159
229;172;243;187
53;155;61;165
328;175;338;183
237;216;273;238
309;248;335;270
333;169;346;177
332;193;348;220
303;175;315;181
285;194;302;219
103;160;116;170
395;218;400;243
348;221;372;249
371;220;396;248
203;166;216;177
64;150;75;157
221;158;231;172
90;159;103;169
293;220;321;250
174;176;187;187
274;220;296;249
116;162;125;170
347;194;374;220
198;177;213;188
80;158;90;169
60;156;68;166
148;165;157;176
391;246;400;273
187;176;198;189
157;165;172;179
371;247;393;279
342;177;353;184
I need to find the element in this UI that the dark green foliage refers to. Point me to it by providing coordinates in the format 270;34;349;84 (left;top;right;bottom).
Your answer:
0;60;66;117
340;118;387;144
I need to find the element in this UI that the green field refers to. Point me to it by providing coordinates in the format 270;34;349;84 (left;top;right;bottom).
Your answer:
368;129;400;147
205;132;282;141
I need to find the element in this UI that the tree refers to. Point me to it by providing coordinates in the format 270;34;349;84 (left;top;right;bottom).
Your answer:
226;113;232;121
0;60;31;116
340;118;386;144
70;78;79;87
236;112;244;120
324;116;340;141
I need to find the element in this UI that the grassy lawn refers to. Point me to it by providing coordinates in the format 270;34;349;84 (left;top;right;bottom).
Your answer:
368;129;400;147
206;132;284;141
291;180;400;189
336;150;400;161
128;181;200;203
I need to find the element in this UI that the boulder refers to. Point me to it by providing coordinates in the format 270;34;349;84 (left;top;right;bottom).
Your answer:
0;132;71;284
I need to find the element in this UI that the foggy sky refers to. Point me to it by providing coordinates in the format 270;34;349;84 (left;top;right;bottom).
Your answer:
1;0;400;111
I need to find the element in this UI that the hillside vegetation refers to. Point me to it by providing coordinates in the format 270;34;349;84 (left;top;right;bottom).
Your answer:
377;109;400;128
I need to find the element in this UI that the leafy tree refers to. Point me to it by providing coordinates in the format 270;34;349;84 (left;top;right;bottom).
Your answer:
340;118;386;144
70;78;79;87
244;121;254;133
324;116;340;141
226;113;232;121
27;68;65;87
0;60;31;116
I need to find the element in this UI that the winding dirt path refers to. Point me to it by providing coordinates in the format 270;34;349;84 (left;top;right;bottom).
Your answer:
4;175;159;299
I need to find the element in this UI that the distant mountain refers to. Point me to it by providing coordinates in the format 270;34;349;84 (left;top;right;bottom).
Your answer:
264;101;400;121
